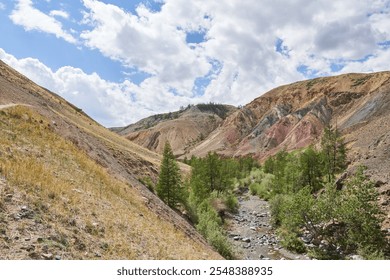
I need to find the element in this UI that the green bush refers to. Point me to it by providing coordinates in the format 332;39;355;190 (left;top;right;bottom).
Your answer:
139;177;154;193
269;194;289;227
279;230;306;254
224;193;238;213
196;201;233;259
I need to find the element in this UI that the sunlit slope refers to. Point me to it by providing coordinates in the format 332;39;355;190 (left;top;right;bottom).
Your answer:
0;60;219;259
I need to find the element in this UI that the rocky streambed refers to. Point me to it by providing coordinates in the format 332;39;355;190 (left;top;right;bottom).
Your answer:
226;192;309;260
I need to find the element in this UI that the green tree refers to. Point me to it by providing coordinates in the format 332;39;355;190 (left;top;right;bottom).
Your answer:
321;126;347;182
338;166;386;257
299;146;323;192
156;141;183;208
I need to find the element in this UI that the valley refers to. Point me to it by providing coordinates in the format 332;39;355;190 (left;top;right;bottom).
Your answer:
227;192;308;260
1;58;390;260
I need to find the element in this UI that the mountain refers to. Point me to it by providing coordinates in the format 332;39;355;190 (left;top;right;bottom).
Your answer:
112;104;237;156
190;71;390;229
119;72;390;230
186;72;390;158
0;60;221;260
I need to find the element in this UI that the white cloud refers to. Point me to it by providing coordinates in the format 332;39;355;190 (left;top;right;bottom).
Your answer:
49;10;70;19
80;0;210;97
9;0;76;43
77;0;390;109
4;0;390;126
0;48;198;126
0;2;6;10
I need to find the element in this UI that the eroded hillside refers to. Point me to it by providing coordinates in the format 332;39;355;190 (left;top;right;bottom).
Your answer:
114;104;237;157
189;72;390;229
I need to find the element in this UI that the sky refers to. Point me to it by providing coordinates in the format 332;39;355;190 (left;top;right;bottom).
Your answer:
0;0;389;127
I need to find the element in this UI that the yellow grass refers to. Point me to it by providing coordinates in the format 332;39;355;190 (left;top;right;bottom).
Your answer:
0;106;219;259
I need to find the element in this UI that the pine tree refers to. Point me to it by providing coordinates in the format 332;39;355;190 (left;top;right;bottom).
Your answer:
156;141;182;208
320;126;347;182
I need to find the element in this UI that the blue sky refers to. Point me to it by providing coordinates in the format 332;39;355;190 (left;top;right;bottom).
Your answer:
1;0;390;127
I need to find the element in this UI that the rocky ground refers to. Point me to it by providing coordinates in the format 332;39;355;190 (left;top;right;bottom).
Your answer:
226;192;309;260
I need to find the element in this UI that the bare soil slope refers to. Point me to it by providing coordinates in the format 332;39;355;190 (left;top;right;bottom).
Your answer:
114;104;237;156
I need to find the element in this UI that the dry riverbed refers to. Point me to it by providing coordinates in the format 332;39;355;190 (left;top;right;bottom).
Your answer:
226;192;309;260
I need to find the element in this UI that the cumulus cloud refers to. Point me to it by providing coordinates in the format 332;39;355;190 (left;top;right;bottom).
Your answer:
80;0;210;96
77;0;390;107
49;10;70;19
9;0;76;43
4;0;390;126
0;48;199;126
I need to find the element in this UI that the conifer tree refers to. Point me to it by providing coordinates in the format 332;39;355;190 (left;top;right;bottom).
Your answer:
156;141;182;208
321;126;347;182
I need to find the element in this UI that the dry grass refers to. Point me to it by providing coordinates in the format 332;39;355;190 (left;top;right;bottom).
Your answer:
0;106;219;259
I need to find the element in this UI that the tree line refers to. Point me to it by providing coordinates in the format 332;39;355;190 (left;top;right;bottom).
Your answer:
152;127;388;259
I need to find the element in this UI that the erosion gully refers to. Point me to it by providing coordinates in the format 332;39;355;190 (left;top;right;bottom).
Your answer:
226;192;309;260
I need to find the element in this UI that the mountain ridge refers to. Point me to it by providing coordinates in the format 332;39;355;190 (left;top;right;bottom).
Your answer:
113;103;237;156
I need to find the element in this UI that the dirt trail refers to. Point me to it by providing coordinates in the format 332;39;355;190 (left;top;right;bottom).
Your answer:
0;104;16;110
0;104;27;110
226;192;309;260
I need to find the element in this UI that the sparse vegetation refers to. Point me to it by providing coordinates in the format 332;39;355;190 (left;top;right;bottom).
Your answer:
0;106;220;259
306;78;320;90
351;76;370;87
196;103;231;119
138;177;155;193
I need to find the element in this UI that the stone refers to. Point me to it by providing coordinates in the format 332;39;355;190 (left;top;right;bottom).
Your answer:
320;239;329;246
42;253;53;260
335;172;348;190
242;237;251;243
301;236;311;244
350;255;363;260
374;180;386;188
233;236;240;241
379;198;389;206
55;255;61;260
243;243;251;249
259;254;265;259
250;226;257;231
29;252;40;259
